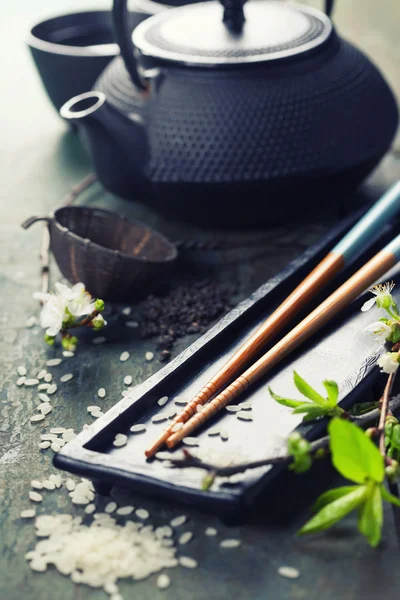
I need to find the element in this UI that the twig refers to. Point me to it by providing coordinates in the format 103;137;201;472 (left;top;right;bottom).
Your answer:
379;373;397;455
38;173;97;301
164;396;400;479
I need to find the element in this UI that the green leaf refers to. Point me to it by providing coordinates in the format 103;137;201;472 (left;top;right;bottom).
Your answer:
328;418;384;484
357;484;383;547
323;380;339;408
268;387;306;409
291;402;325;415
293;372;328;407
381;485;400;507
313;486;360;512
298;485;368;536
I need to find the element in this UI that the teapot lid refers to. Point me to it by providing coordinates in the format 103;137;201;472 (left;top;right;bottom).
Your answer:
133;0;333;67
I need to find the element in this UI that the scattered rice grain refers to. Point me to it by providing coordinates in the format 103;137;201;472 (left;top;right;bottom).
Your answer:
182;437;199;447
42;480;56;491
30;414;45;423
39;441;51;449
171;422;183;433
66;479;76;491
37;402;52;415
220;539;241;548
130;424;146;434
207;428;220;436
179;556;197;569
278;566;300;579
236;411;253;421
225;405;240;413
29;491;43;502
145;351;154;361
220;430;229;441
170;515;186;527
152;414;168;424
179;532;193;545
50;428;66;434
60;373;73;383
98;388;106;398
157;574;171;589
120;351;130;362
123;375;133;386
38;383;50;391
38;393;50;403
92;336;106;345
174;397;188;405
17;366;27;376
63;351;75;357
136;508;149;519
44;373;53;383
46;358;62;367
116;506;134;516
47;384;57;395
105;502;117;514
51;442;61;452
21;509;36;519
205;527;217;536
16;376;26;386
31;480;43;489
25;379;39;387
125;320;139;328
85;504;96;515
158;396;169;407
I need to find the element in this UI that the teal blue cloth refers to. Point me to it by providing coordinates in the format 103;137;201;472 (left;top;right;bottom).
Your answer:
334;181;400;263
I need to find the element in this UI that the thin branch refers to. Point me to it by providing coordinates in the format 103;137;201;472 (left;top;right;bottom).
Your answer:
379;373;397;455
164;396;400;479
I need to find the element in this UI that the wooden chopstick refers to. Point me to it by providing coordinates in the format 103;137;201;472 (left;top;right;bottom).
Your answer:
145;182;400;457
165;235;400;448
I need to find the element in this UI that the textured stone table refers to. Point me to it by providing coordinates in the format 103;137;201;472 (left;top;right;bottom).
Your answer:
1;1;400;599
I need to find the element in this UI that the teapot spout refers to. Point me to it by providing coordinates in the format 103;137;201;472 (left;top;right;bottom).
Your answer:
60;91;148;198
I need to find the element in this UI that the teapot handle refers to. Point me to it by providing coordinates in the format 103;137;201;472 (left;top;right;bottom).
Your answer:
325;0;335;16
21;215;53;230
112;0;147;91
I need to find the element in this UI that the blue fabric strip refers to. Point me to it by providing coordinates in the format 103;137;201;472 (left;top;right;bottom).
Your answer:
333;181;400;264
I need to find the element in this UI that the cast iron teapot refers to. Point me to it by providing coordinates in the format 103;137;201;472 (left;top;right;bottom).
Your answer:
61;0;398;227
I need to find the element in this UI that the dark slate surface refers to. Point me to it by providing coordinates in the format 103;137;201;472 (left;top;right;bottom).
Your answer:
1;1;400;599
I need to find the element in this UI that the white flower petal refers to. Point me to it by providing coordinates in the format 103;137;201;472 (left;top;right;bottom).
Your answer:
377;352;399;374
361;298;376;312
364;322;391;342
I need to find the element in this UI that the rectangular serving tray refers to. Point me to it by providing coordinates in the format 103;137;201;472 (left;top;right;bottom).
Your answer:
55;212;399;516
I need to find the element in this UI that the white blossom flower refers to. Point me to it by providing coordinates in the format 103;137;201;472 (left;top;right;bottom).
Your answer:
33;291;67;337
361;282;395;312
377;352;399;374
33;282;94;337
364;321;392;343
61;283;95;317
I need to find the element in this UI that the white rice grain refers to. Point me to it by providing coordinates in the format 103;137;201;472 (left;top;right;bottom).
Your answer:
17;366;27;376
182;437;199;447
92;336;106;345
236;411;253;421
116;506;134;516
30;414;45;423
145;351;154;361
25;379;39;387
44;373;53;383
170;515;186;527
105;502;117;514
278;566;300;579
157;574;171;589
16;376;26;386
60;373;73;383
130;424;146;434
179;532;193;545
123;375;133;386
31;480;43;490
136;508;149;520
29;491;43;502
152;414;168;424
21;509;36;519
158;396;169;407
205;527;217;536
179;556;197;569
98;388;106;398
120;351;130;362
220;539;241;549
47;384;57;395
46;358;62;367
39;441;51;449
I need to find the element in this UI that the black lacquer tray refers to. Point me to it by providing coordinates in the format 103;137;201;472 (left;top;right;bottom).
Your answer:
54;212;400;515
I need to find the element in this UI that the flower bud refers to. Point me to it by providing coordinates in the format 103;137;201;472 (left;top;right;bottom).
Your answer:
94;299;105;312
92;314;107;330
44;333;55;346
376;293;394;310
385;461;399;481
